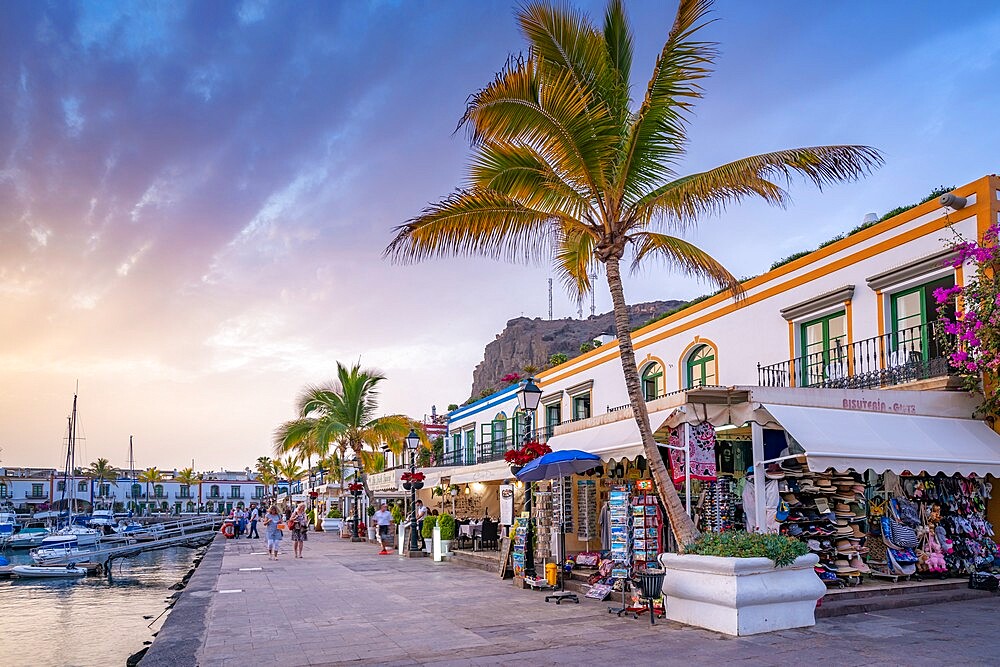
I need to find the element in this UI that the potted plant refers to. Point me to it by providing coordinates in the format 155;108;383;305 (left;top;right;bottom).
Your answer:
421;514;437;552
366;505;377;541
401;471;425;490
504;440;551;476
322;506;342;532
658;531;824;636
437;512;456;555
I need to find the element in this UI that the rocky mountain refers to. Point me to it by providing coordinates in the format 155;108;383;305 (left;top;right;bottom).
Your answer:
469;300;685;400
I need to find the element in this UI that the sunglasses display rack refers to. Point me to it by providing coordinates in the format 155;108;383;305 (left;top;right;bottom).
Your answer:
552;477;574;536
534;485;554;560
696;478;738;533
576;479;597;541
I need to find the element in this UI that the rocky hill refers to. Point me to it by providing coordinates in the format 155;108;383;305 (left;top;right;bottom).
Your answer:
469;300;685;400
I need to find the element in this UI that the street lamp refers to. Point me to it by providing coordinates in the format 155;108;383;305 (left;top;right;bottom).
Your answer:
516;377;543;578
405;428;420;554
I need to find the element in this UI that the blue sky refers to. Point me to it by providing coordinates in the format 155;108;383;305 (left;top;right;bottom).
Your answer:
1;0;999;468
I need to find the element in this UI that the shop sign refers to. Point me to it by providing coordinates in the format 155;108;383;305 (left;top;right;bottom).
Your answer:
635;479;654;491
499;484;514;525
841;398;916;415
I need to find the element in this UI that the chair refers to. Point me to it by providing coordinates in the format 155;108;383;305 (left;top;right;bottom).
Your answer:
478;520;499;551
456;520;471;550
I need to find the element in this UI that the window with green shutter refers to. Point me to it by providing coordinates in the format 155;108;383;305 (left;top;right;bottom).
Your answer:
686;345;717;388
890;275;954;362
799;311;847;386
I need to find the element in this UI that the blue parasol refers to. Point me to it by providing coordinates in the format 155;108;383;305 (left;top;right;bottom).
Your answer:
515;449;602;481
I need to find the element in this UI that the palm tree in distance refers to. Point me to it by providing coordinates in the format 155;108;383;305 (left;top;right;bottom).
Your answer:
273;361;425;505
385;0;882;546
274;457;305;498
86;458;119;505
138;467;163;514
176;467;199;510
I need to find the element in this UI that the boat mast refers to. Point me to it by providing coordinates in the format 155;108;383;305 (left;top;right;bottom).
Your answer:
61;414;72;526
69;392;78;519
129;435;135;513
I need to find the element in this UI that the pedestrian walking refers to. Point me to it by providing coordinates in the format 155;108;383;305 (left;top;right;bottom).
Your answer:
236;507;247;539
415;500;428;548
289;502;308;558
248;504;260;539
373;502;393;555
263;504;283;560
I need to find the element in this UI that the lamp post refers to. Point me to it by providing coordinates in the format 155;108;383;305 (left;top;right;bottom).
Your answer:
516;377;543;578
404;428;421;554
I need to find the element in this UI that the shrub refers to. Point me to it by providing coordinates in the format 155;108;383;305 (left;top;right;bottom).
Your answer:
579;341;595;353
447;403;458;411
390;502;404;525
438;512;456;540
684;531;809;568
421;514;437;538
326;507;341;518
548;352;569;366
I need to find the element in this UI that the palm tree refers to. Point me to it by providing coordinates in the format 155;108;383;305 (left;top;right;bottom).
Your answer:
273;361;423;504
86;458;118;503
385;0;881;546
176;467;199;509
274;456;305;487
138;467;162;512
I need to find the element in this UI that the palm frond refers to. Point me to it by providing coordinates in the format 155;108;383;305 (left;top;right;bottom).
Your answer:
628;231;742;298
385;188;553;264
602;0;634;130
272;418;314;456
553;226;598;301
616;0;716;202
630;145;883;228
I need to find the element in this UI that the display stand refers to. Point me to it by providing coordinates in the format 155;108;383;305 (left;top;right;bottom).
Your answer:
545;475;579;604
605;485;634;616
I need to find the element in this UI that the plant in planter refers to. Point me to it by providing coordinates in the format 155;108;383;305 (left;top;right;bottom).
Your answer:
437;512;456;555
659;531;824;636
401;471;425;490
421;514;437;551
390;502;404;526
504;440;551;474
322;506;343;532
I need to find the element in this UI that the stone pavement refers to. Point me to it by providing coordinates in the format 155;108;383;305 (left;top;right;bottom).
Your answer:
163;531;999;666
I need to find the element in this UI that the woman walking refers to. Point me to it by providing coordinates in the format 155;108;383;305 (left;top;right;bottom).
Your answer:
289;502;308;559
263;505;283;560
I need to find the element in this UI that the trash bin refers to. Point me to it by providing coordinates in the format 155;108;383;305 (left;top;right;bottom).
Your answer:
636;568;665;599
545;562;558;586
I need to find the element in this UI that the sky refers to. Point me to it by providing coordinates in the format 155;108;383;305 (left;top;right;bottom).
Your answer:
2;0;1000;471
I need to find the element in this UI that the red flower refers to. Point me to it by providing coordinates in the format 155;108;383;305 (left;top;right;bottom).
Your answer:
347;482;364;493
401;472;425;483
504;441;552;466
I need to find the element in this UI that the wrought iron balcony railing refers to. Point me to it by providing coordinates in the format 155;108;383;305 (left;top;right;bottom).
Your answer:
758;321;953;390
441;427;553;467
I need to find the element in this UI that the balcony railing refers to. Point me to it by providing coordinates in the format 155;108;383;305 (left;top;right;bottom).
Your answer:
441;428;553;467
758;321;952;390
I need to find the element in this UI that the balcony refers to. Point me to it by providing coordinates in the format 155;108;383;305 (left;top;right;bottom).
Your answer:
26;493;48;499
758;321;953;390
228;493;243;499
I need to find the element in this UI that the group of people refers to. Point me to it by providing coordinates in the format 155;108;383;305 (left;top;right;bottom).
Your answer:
228;502;310;560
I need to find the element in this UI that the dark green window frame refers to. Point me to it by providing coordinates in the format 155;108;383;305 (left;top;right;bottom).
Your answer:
685;345;716;388
641;363;664;400
799;311;846;386
545;403;561;437
464;429;476;464
571;393;591;421
889;275;954;361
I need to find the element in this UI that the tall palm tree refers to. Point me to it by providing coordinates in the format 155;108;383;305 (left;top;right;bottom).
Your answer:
86;458;118;503
385;0;881;546
274;456;305;486
176;467;199;509
138;467;163;513
273;361;423;503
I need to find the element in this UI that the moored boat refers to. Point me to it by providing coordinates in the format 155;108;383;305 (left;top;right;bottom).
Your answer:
8;524;50;549
12;564;87;578
31;537;92;564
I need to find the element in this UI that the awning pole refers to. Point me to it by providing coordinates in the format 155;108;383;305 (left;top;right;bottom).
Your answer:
751;422;766;534
683;424;691;517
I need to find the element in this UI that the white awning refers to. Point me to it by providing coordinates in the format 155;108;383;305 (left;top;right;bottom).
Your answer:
545;408;689;461
765;403;1000;476
449;460;513;484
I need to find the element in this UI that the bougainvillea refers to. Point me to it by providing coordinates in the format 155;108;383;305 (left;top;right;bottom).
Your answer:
504;440;552;466
500;372;523;385
937;223;1000;420
400;471;425;483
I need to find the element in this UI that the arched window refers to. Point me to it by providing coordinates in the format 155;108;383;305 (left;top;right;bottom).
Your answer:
210;485;220;498
686;345;717;388
641;362;664;401
132;483;142;498
78;480;88;492
492;412;507;446
186;501;195;512
161;501;169;511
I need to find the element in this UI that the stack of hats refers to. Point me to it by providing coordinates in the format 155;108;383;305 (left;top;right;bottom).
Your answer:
776;458;869;582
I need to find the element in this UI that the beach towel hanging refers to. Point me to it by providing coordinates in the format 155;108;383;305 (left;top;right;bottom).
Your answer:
668;422;718;485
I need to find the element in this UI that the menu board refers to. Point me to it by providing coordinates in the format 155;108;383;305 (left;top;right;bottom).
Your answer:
608;486;631;579
512;517;529;578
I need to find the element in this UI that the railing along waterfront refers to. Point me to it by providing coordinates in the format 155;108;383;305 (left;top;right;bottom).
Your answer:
757;321;952;390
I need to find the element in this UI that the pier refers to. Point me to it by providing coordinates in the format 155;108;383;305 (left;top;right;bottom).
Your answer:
34;515;223;573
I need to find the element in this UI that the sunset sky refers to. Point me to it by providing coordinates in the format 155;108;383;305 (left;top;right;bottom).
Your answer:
2;1;1000;471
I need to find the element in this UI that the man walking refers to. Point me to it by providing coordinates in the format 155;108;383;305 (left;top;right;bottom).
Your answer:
248;504;260;539
415;500;428;548
373;502;393;555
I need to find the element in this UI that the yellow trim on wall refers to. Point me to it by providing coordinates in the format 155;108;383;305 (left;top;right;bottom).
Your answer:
787;321;796;387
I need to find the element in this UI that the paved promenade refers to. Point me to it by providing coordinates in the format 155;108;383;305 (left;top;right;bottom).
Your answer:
147;531;999;666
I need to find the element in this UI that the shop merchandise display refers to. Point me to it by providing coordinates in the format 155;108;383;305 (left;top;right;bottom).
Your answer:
667;422;718;484
771;456;869;585
696;478;738;533
553;477;573;536
632;492;663;569
534;486;553;560
512;517;529;578
577;479;597;542
885;474;998;576
607;486;632;579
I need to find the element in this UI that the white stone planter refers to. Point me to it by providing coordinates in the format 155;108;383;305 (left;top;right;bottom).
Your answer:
321;517;342;532
658;553;825;636
440;539;451;556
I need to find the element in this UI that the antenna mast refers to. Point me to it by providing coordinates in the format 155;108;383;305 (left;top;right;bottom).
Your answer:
548;278;553;320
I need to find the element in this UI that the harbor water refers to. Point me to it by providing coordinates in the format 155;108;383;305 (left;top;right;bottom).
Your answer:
0;546;201;666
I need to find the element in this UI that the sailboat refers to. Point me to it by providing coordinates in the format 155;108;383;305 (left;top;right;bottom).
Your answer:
39;391;101;551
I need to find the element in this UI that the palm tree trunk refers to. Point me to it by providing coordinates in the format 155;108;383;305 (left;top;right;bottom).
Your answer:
604;258;700;548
